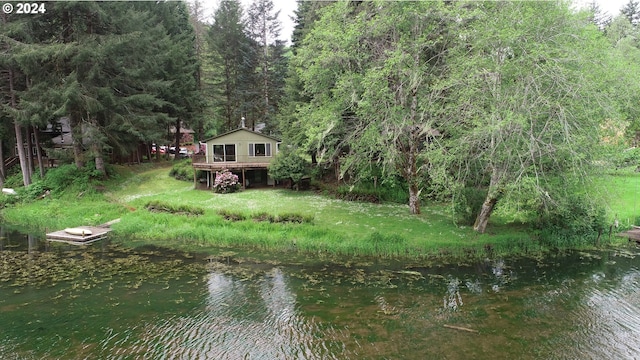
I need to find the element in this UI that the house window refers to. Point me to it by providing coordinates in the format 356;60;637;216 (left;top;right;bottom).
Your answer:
213;144;236;162
249;143;271;157
276;142;281;154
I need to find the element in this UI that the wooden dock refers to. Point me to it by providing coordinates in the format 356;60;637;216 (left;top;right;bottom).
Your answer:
46;219;120;245
617;226;640;244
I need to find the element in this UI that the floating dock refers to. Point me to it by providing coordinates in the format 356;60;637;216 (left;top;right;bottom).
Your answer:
46;219;120;245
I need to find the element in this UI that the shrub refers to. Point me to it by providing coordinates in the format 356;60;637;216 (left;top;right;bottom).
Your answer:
612;147;640;169
271;212;314;224
535;193;607;248
217;209;313;224
336;184;381;203
42;164;103;195
333;183;409;204
169;159;194;181
145;200;204;216
217;209;246;221
268;148;310;190
213;169;240;193
453;187;488;226
0;193;21;208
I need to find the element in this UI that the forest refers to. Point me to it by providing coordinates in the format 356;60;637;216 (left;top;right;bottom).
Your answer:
2;0;640;238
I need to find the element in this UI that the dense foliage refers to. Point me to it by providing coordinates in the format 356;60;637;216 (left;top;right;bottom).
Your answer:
3;0;640;243
267;149;309;189
169;160;195;182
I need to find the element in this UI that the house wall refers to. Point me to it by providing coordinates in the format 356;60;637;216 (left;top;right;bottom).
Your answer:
205;130;279;164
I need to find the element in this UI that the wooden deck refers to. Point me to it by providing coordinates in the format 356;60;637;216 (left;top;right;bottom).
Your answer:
192;161;269;171
46;219;120;245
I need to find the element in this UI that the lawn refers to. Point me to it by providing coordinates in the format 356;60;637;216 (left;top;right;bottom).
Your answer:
2;164;634;259
104;166;539;257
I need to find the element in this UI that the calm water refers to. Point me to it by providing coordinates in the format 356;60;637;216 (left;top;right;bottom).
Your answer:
1;226;640;359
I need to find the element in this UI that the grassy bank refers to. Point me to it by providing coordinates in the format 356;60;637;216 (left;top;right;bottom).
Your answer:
0;164;633;259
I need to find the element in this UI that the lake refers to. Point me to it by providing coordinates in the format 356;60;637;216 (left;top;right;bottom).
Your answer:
1;226;639;359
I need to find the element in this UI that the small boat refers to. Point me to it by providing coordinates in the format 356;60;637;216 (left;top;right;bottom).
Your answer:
64;228;93;236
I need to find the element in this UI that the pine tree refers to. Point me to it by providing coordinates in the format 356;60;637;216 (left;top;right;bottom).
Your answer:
622;0;640;26
245;0;286;131
586;1;612;30
209;0;248;132
148;1;203;161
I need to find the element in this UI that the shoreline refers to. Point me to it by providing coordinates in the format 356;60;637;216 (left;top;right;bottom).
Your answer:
0;165;630;261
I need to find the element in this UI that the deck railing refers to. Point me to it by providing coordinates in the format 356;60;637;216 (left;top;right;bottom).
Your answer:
192;154;206;164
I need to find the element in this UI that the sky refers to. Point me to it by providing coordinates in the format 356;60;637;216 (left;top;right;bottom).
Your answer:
574;0;630;17
195;0;633;45
194;0;297;44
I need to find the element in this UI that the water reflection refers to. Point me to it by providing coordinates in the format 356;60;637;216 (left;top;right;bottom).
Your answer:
443;277;463;311
141;268;339;359
558;269;640;359
1;225;640;359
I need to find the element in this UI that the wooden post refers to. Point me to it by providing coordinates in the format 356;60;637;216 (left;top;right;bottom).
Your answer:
193;165;197;189
242;168;246;190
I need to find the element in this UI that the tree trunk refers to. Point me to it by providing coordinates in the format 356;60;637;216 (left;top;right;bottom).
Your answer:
93;142;106;176
0;140;5;189
26;126;35;177
70;114;85;168
33;126;45;178
473;196;497;233
174;119;181;161
406;137;421;215
9;68;30;186
406;73;421;215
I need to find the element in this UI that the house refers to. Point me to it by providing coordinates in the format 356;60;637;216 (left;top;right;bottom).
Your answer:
192;128;281;189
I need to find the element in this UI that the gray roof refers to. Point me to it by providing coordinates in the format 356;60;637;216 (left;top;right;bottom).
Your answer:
203;127;281;143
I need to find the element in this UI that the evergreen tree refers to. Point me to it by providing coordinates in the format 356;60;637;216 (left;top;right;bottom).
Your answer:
209;0;248;132
148;1;203;161
621;0;640;26
245;0;286;131
188;0;211;142
586;1;612;30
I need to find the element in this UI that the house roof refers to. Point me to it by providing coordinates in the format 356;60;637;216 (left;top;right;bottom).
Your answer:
204;128;281;143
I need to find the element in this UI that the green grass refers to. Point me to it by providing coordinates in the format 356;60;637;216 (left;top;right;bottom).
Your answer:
597;168;640;227
1;164;635;259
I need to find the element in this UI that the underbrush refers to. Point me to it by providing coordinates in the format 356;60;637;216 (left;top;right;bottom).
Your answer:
322;182;409;204
169;159;194;181
0;164;110;208
145;200;204;216
217;209;314;224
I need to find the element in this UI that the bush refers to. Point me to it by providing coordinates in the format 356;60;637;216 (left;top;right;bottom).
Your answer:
268;149;310;189
217;209;246;221
453;187;488;226
145;200;204;216
213;169;240;194
336;184;381;203
535;194;607;248
271;212;314;224
217;209;313;224
612;147;640;169
169;159;194;181
0;193;21;208
332;182;409;204
42;164;104;195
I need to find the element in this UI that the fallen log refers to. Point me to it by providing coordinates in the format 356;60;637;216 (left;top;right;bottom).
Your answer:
443;324;479;333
